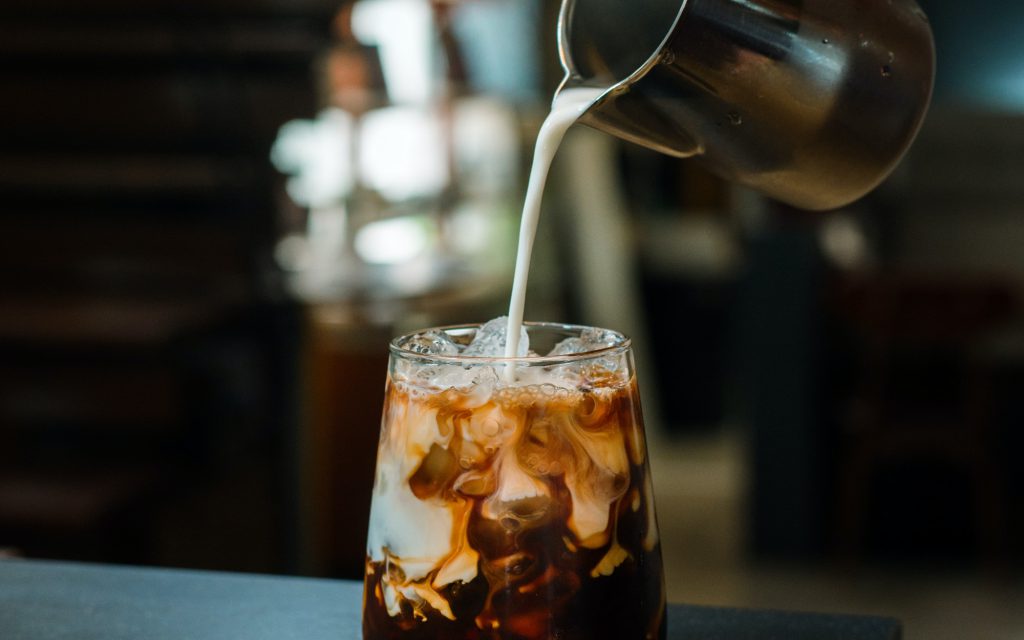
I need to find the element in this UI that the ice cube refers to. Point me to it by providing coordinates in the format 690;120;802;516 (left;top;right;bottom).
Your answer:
547;327;620;356
547;337;586;356
402;329;461;356
431;364;483;390
426;364;497;405
544;327;627;383
463;317;529;357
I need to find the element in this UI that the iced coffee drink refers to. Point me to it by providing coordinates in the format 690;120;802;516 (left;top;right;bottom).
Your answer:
363;319;665;640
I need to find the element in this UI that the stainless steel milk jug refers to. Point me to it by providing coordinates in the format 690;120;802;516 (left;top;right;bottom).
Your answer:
558;0;936;210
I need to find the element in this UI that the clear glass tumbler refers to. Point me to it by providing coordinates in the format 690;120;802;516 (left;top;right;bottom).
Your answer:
362;322;665;639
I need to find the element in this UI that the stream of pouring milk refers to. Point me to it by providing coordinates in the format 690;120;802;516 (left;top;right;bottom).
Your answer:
503;87;606;368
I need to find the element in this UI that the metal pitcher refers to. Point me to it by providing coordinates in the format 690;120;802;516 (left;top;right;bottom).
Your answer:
558;0;936;210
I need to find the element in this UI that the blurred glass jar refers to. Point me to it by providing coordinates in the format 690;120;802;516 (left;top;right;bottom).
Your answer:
271;0;543;306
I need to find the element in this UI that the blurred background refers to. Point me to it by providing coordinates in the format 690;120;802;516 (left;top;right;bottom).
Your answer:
1;0;1023;637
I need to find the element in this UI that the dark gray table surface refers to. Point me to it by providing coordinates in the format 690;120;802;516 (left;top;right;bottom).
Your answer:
0;559;901;639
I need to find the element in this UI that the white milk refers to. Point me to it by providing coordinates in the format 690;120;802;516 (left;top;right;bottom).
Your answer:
504;87;606;364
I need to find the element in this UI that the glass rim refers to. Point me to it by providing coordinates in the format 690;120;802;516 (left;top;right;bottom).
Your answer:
389;321;632;366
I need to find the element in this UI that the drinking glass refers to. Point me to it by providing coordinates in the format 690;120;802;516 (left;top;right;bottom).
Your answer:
362;322;665;639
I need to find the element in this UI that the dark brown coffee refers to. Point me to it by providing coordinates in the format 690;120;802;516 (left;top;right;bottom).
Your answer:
363;371;665;640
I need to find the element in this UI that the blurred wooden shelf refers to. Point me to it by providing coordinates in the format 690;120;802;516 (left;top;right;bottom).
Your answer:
0;22;323;61
0;469;162;531
0;298;230;348
0;154;259;195
0;0;315;570
0;0;340;20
